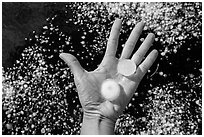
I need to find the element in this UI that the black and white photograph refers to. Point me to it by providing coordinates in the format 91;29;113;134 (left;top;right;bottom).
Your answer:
1;1;202;135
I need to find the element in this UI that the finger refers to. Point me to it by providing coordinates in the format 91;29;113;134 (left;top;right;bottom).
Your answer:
135;50;158;82
59;53;85;80
105;18;122;57
120;21;145;59
131;33;155;65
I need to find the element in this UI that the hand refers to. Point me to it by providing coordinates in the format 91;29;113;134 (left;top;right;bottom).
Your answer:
60;19;158;134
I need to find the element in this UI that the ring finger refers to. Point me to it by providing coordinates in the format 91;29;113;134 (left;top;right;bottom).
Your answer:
131;33;155;65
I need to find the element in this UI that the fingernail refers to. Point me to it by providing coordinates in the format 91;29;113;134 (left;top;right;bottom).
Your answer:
59;53;67;62
115;18;122;23
139;21;145;27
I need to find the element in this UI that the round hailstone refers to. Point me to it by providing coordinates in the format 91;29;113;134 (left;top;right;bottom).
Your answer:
101;79;120;102
117;59;136;76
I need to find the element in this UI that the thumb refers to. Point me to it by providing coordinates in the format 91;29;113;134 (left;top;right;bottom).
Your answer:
59;53;85;80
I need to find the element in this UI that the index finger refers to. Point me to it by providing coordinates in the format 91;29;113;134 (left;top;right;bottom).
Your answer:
105;19;122;57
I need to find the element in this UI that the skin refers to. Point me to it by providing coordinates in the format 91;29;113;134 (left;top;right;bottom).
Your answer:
59;18;158;135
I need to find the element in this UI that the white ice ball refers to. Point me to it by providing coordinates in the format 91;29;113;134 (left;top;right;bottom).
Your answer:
101;79;120;101
117;59;136;76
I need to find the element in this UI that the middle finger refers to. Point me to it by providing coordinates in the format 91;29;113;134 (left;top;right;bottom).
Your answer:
120;21;144;59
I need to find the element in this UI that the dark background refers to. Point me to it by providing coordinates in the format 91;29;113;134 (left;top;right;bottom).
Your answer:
2;3;67;67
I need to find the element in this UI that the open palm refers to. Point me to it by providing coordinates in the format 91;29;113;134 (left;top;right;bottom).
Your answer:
59;19;158;122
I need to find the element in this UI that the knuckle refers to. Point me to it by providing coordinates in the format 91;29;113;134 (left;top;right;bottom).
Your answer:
69;57;79;65
141;64;149;72
126;41;135;48
107;39;117;46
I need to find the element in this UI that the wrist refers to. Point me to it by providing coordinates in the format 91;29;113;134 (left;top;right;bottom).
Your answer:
80;112;116;135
